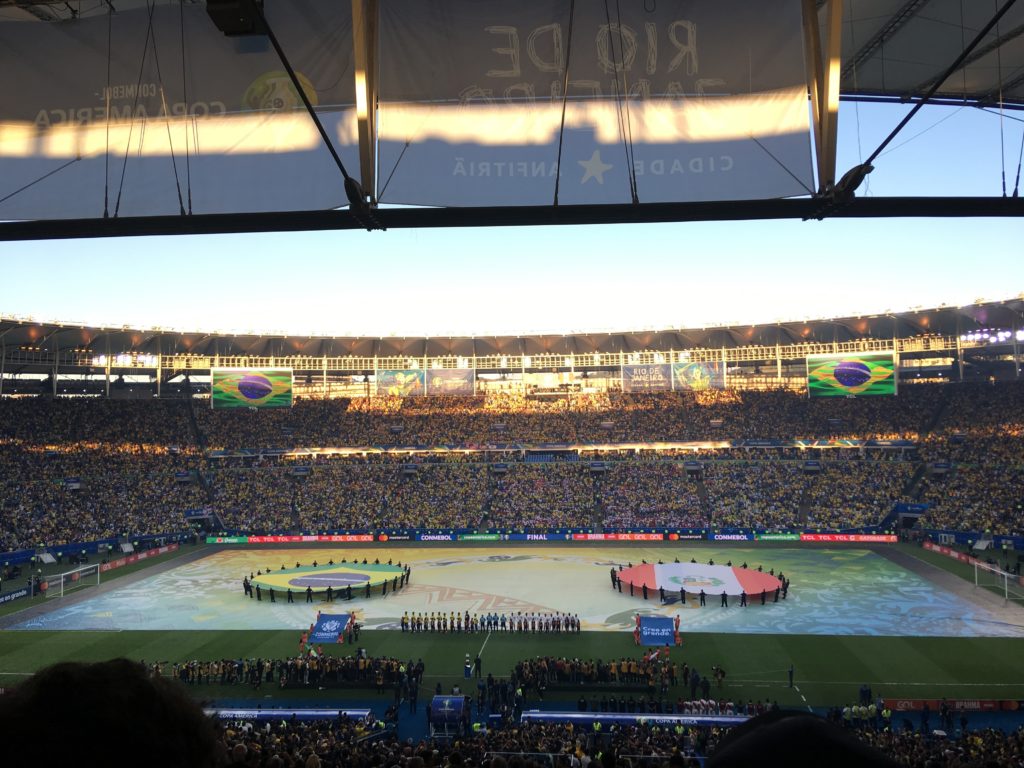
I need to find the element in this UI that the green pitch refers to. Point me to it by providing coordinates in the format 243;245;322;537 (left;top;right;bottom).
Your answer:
1;543;1023;708
1;628;1022;709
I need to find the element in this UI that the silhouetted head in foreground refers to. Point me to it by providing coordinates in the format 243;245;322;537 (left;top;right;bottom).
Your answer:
0;658;217;768
708;710;899;768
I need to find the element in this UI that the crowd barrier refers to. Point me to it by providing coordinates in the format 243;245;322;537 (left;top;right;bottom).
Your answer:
207;532;899;544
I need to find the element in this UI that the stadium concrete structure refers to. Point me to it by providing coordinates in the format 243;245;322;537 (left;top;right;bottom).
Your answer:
0;298;1022;397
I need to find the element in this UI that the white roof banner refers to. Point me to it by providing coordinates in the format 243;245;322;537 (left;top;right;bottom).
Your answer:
0;0;357;220
377;0;814;206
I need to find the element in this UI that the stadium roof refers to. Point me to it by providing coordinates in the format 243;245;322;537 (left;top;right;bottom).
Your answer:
2;0;1024;238
825;0;1024;108
3;298;1021;359
4;0;1023;107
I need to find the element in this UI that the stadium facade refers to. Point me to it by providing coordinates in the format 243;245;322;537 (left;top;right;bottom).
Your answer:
1;298;1021;397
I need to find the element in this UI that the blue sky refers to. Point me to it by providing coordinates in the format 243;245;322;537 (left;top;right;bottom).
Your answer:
1;102;1022;337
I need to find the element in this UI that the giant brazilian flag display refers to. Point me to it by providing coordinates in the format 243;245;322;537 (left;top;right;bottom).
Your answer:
211;368;293;409
806;353;896;397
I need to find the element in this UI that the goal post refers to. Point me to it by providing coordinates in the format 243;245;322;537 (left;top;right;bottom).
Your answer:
44;563;101;599
974;560;1024;603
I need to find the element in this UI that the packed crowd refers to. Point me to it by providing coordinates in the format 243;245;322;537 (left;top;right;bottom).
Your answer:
600;463;707;529
803;461;916;530
487;463;595;529
919;465;1024;535
194;387;949;451
154;654;424;692
0;397;195;449
703;462;806;530
0;443;205;552
852;724;1024;767
211;469;295;532
1;380;1022;550
513;653;688;695
920;381;1024;465
212;717;717;768
6;655;1024;768
294;464;390;531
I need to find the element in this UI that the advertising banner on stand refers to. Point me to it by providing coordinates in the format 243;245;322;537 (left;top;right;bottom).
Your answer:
672;362;725;391
622;364;672;393
376;370;426;397
427;369;476;396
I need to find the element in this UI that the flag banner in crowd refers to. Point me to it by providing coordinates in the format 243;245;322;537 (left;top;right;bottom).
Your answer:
309;614;353;644
638;615;675;646
426;369;476;396
211;369;294;409
376;370;426;397
377;0;812;206
806;353;897;397
622;364;672;392
672;361;725;390
0;0;356;220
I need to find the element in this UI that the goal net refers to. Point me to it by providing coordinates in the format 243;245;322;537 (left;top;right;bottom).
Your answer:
44;564;101;599
974;560;1024;604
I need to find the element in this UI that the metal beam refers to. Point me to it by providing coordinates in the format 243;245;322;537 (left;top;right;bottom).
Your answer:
840;93;1024;110
351;0;378;204
841;0;932;80
982;67;1024;103
0;197;1022;241
802;0;827;191
820;0;844;192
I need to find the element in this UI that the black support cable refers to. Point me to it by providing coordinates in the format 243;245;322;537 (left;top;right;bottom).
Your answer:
259;6;351;184
147;2;187;215
257;5;377;224
1012;129;1023;196
103;1;112;218
179;0;192;214
553;0;577;206
114;0;156;217
601;0;637;204
0;159;81;207
614;0;639;203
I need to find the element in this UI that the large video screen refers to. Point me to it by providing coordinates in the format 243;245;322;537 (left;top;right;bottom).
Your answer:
211;368;294;409
806;353;896;397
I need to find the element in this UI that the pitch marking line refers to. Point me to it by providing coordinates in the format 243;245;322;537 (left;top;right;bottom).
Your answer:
477;630;492;659
794;685;812;712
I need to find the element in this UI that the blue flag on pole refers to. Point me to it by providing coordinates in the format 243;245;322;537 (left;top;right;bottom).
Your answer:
638;616;675;646
309;613;351;643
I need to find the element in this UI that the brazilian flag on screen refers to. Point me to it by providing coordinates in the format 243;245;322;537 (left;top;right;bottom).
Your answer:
211;368;293;408
806;353;896;397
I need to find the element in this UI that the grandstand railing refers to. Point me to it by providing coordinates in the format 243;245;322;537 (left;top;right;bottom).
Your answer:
0;334;976;373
